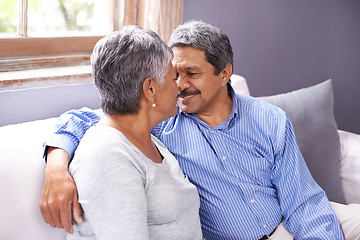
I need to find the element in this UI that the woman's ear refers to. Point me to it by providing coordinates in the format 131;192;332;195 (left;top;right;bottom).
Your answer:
142;77;157;102
220;63;233;86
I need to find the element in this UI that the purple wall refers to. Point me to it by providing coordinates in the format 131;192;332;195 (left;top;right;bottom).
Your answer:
183;0;360;134
0;83;100;126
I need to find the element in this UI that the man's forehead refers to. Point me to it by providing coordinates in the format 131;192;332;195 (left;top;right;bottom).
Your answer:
172;46;206;58
172;47;207;68
184;65;201;71
172;60;202;72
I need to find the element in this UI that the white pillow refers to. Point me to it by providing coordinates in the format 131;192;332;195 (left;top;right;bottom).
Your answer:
230;74;250;96
330;202;360;240
339;130;360;204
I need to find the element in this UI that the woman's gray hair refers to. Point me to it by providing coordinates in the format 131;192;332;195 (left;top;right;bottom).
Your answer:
91;25;173;114
168;20;233;76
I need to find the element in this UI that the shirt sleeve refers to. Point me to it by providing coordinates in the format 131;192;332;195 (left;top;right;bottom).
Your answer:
43;107;103;161
272;116;344;239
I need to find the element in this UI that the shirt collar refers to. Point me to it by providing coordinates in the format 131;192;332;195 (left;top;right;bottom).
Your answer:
179;83;239;129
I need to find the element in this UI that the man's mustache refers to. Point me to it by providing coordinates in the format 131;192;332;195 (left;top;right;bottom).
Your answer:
177;90;201;98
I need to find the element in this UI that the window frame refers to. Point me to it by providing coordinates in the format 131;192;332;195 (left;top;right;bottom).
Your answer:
0;0;123;68
0;0;183;91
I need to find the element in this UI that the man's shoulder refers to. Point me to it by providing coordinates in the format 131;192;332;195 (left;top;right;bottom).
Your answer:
234;93;287;120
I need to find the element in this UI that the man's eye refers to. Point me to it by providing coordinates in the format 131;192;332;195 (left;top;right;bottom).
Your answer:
174;73;179;81
187;72;198;77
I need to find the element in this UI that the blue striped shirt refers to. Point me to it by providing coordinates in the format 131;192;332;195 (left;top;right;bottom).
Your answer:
45;87;344;240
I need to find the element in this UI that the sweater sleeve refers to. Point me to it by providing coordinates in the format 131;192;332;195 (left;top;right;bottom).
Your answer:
69;128;149;240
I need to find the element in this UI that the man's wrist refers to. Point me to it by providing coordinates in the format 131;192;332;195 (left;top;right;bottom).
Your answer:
46;147;70;172
44;134;78;161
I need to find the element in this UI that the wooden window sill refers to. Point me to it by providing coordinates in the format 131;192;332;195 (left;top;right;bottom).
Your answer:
0;65;92;92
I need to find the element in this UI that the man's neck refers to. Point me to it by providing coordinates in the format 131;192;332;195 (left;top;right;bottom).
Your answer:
196;91;233;128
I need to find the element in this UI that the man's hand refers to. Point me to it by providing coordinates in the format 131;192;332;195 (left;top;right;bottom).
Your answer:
39;147;84;234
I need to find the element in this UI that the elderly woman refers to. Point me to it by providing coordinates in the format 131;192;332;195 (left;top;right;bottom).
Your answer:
67;26;202;239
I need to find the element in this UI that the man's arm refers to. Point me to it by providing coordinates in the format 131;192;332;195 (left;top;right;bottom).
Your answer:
39;147;83;234
40;107;103;233
273;118;344;239
44;107;103;161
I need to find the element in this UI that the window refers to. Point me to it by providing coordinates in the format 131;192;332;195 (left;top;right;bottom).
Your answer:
0;0;183;90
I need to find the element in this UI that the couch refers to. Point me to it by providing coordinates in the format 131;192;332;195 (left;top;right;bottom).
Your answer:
1;75;359;240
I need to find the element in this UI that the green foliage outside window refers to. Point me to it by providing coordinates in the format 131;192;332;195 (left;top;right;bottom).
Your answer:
0;0;17;33
0;0;96;35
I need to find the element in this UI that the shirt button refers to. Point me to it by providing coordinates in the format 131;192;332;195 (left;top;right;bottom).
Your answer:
210;129;215;133
222;156;226;160
263;224;267;229
250;199;255;204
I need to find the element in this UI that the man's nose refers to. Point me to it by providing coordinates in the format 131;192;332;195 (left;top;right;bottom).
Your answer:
176;74;190;91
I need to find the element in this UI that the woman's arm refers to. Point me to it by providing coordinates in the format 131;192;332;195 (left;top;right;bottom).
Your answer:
70;131;149;239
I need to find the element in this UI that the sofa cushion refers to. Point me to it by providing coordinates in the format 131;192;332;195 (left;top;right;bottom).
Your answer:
260;80;345;204
0;118;67;240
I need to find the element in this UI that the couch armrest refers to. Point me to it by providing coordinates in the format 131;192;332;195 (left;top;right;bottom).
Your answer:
0;118;67;240
338;130;360;204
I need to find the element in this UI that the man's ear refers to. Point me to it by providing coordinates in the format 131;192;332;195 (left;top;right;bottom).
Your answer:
220;63;233;86
142;77;157;102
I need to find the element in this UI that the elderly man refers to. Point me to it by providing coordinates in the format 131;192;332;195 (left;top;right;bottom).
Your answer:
40;21;344;239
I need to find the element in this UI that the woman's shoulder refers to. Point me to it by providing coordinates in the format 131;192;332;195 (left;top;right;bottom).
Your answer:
71;125;146;172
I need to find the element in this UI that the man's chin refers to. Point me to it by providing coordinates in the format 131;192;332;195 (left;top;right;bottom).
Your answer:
177;103;196;114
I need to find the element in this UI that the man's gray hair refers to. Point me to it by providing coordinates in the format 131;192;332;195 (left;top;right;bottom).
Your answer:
91;25;173;114
168;20;233;75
